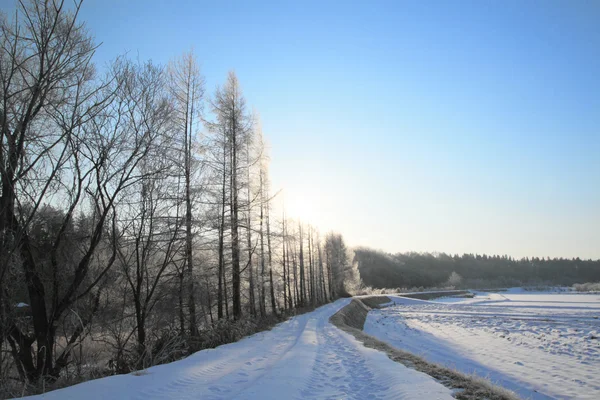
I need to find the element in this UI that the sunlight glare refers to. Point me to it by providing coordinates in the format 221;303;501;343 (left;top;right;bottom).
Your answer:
285;190;319;224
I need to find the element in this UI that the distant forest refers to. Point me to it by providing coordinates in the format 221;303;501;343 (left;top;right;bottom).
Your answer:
354;248;600;290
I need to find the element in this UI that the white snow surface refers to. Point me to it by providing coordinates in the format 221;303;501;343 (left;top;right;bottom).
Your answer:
364;289;600;400
27;299;453;400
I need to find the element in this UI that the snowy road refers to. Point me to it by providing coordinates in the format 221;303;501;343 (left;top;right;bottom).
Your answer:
365;290;600;400
30;299;453;400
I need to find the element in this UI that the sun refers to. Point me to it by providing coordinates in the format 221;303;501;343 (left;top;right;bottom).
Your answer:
284;189;319;223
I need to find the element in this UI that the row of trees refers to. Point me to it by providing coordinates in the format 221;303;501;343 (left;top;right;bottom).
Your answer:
0;0;355;391
355;249;600;290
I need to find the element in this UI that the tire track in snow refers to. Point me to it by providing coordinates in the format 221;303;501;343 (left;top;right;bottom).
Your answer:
132;315;311;400
300;319;390;399
201;306;331;400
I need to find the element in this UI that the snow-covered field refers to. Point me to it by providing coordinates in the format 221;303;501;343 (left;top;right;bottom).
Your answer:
365;289;600;400
28;298;454;400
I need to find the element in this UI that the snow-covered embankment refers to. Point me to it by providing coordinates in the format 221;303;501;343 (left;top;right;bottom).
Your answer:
28;298;453;400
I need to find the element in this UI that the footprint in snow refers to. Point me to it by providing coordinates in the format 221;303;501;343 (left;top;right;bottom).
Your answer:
514;361;524;366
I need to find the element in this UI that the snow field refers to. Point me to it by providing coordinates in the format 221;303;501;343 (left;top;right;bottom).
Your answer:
364;290;600;400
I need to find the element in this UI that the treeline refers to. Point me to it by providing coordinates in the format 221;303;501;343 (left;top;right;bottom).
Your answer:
355;248;600;290
0;0;356;393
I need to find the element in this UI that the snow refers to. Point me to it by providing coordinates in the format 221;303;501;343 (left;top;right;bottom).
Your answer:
364;290;600;400
27;299;454;400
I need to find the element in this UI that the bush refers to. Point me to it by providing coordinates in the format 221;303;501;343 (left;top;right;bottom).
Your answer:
150;329;188;366
191;312;290;352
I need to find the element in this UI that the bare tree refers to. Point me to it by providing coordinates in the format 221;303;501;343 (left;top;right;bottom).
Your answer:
168;50;205;337
216;125;228;319
204;108;231;321
0;0;117;381
0;1;337;390
114;61;182;366
265;178;277;314
0;1;170;378
245;138;257;316
317;234;328;303
308;227;315;305
280;210;294;310
258;168;265;316
298;223;307;306
210;72;252;320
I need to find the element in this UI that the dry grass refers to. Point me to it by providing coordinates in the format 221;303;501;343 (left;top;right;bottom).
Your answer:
131;369;149;376
330;298;521;400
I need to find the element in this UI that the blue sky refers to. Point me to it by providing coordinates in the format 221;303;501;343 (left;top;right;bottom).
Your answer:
4;0;598;258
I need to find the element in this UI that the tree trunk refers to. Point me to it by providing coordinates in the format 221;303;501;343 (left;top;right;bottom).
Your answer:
206;279;214;325
327;248;335;300
184;103;198;337
247;185;256;317
259;172;266;317
217;226;224;319
281;217;287;310
298;224;306;307
230;118;242;320
217;137;227;320
224;264;230;319
179;270;186;335
266;199;276;315
285;222;294;309
292;241;299;308
318;240;327;303
135;298;146;365
308;228;314;305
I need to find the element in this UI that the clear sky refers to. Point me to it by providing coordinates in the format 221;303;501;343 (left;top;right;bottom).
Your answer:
4;0;598;259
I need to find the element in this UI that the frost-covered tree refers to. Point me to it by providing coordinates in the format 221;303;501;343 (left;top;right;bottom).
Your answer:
168;50;205;337
208;72;252;320
446;271;463;288
324;233;355;298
